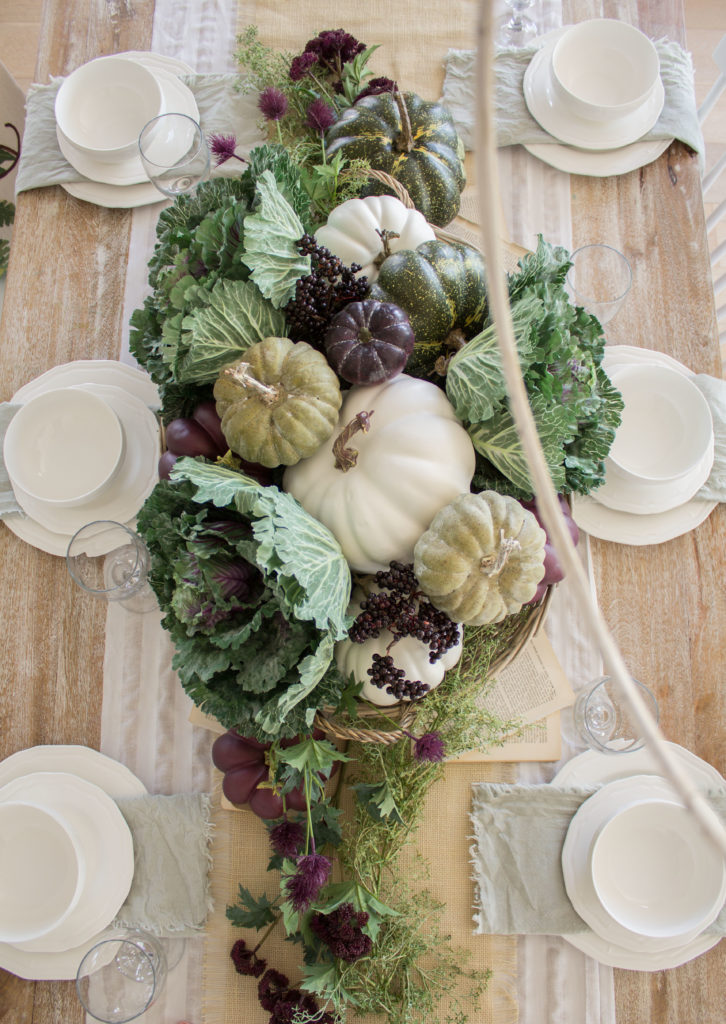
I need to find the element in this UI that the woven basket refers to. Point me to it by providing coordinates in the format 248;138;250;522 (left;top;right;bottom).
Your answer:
314;585;554;746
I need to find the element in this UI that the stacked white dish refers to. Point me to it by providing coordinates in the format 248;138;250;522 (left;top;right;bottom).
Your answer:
555;743;726;969
55;51;197;208
572;346;717;545
0;746;147;980
523;20;670;177
3;360;161;556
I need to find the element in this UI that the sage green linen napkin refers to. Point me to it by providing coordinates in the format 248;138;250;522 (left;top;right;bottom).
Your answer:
695;374;726;502
442;38;704;166
114;793;213;937
15;72;265;194
470;782;726;935
0;402;25;518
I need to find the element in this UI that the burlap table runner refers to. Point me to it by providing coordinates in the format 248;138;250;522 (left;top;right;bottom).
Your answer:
204;761;518;1024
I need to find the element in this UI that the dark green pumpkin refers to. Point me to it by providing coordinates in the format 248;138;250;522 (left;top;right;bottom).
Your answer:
369;240;488;378
325;91;466;228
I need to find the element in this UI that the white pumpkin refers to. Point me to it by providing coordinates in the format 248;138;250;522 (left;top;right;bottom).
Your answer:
335;586;464;706
283;374;476;573
314;195;436;282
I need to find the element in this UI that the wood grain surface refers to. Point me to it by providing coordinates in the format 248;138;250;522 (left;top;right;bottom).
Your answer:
0;1;153;1021
0;0;723;1023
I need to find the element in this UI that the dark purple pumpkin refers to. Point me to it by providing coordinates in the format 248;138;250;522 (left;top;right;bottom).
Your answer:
324;299;415;385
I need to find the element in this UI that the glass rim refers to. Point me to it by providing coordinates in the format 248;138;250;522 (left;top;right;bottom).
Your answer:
66;519;145;597
75;936;160;1023
582;674;660;754
137;112;206;170
566;243;633;305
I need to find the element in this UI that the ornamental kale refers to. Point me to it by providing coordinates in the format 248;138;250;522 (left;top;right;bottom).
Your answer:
447;237;623;497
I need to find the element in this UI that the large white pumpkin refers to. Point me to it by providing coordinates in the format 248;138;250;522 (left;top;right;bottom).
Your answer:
335;586;464;707
314;195;435;282
283;374;476;573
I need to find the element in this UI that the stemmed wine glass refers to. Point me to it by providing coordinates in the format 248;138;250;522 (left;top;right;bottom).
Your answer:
562;675;660;753
565;244;633;329
75;928;168;1023
499;0;537;48
138;113;210;198
66;520;158;614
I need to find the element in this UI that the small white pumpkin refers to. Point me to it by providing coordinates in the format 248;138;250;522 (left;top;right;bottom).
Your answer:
335;586;464;706
283;374;476;573
314;195;436;283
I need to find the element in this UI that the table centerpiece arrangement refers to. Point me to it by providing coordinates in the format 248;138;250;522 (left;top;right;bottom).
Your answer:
129;25;622;1023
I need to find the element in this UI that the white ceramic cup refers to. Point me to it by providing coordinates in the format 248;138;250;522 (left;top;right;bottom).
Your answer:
551;19;660;123
55;55;163;163
0;801;85;944
3;388;125;507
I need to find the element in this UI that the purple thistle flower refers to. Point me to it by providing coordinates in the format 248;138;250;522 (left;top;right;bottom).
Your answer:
414;731;446;763
355;76;397;102
230;939;267;978
208;133;238;166
284;852;332;912
258;969;290;1012
305;98;336;135
268;819;305;858
258;86;289;122
289;51;318;81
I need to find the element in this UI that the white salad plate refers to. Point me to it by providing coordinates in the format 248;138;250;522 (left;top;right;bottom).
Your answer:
553;743;725;969
59;51;196;208
4;361;160;556
57;69;199;187
0;750;145;980
523;137;671;178
523;39;665;152
11;383;160;536
571;346;718;545
0;772;134;954
561;775;726;965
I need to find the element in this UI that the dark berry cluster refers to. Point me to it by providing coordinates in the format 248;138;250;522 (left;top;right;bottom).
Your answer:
310;901;373;962
349;561;461;700
285;235;368;346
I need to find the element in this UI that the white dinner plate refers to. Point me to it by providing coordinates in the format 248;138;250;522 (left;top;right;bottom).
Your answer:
523;39;665;151
571;346;718;545
57;69;199;187
553;748;725;969
523;137;671;178
0;773;134;954
0;749;146;980
561;774;726;964
4;361;160;556
11;384;160;536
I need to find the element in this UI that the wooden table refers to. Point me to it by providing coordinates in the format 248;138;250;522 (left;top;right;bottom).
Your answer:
0;1;723;1022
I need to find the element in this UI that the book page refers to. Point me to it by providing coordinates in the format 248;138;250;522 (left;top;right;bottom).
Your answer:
458;712;562;763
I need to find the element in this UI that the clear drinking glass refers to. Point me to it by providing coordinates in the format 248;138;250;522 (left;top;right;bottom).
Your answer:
138;113;210;198
565;244;633;327
499;0;537;47
76;929;167;1023
567;675;659;753
66;520;157;614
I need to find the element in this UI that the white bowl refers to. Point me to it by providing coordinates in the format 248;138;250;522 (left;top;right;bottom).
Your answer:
551;19;660;123
591;799;726;940
0;801;85;943
4;388;125;507
55;55;163;163
607;363;713;485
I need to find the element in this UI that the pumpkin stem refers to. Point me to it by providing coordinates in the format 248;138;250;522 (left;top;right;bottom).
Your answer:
374;228;401;267
393;90;414;154
480;529;521;578
333;410;374;471
222;362;280;406
434;329;469;376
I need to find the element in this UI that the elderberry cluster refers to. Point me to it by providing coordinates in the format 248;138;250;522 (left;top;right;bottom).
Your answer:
350;561;461;701
285;234;368;345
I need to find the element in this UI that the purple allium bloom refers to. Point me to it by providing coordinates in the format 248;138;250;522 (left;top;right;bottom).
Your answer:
414;730;446;763
310;902;373;962
258;969;290;1012
208;133;238;166
268;819;305;858
258;86;289;122
355;76;397;102
304;29;365;65
284;852;332;911
289;51;318;81
305;98;336;135
230;939;267;978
